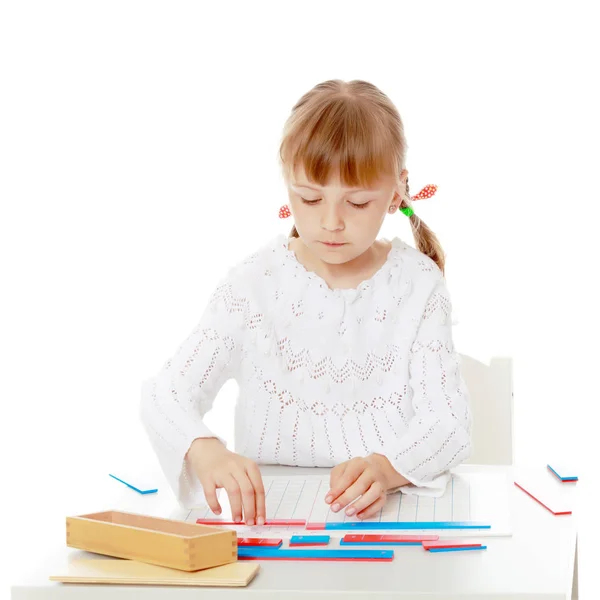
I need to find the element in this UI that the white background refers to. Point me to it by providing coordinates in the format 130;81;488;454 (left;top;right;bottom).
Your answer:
1;0;598;597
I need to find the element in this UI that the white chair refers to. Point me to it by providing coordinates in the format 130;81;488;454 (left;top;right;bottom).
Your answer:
459;354;514;465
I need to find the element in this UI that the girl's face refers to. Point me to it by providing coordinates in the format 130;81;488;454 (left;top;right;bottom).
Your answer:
286;166;407;265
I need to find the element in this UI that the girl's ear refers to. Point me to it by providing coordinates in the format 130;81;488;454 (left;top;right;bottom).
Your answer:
391;189;403;204
398;168;409;185
393;170;408;198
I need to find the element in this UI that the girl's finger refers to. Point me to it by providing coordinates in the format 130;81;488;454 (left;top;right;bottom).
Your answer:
345;481;384;516
220;473;243;523
246;463;266;525
326;462;347;504
356;494;387;520
200;478;222;515
327;460;365;505
232;468;257;526
330;470;372;511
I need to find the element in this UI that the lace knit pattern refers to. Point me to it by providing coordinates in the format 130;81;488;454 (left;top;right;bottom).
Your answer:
140;234;472;508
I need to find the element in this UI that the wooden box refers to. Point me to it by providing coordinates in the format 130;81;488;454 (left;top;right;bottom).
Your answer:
66;510;237;572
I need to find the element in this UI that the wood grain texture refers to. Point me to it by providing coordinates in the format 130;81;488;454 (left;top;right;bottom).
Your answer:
66;510;236;571
50;559;259;587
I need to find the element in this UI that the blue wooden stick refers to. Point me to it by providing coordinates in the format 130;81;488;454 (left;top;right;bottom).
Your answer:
316;521;491;531
237;547;393;560
547;464;578;481
109;474;158;495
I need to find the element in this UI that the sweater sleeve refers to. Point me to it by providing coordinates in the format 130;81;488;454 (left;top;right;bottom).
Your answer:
385;275;473;495
140;272;245;508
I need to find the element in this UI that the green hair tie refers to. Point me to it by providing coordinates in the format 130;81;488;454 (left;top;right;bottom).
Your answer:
398;184;438;218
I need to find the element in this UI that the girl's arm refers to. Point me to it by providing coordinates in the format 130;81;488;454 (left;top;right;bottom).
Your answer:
385;275;473;491
140;273;244;508
326;274;472;516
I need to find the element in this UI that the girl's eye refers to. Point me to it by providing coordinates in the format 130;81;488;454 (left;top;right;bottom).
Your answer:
300;197;370;209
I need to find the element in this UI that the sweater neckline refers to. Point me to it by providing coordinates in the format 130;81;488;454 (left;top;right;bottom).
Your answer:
278;234;404;299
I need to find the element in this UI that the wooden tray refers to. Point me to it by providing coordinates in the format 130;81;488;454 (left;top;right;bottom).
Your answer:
50;559;259;587
66;510;236;572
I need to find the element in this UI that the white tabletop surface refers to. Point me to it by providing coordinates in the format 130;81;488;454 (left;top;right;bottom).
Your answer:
10;464;578;600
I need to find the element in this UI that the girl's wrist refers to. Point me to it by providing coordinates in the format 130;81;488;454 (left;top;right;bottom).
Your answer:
369;453;411;491
186;437;226;465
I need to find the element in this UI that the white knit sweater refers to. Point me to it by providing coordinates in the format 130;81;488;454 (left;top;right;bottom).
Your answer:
140;234;472;508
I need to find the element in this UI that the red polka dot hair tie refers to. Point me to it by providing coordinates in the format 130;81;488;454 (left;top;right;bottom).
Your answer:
399;184;438;217
278;205;292;219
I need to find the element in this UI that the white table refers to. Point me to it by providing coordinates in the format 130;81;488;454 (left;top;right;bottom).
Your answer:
11;464;579;599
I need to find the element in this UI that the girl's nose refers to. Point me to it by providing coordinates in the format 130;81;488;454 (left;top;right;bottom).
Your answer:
320;204;344;230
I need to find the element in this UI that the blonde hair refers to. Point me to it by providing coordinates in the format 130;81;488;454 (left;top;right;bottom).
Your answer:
278;79;445;275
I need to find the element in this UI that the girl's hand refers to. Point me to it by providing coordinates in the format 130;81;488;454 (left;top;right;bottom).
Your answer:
186;437;266;526
325;455;398;520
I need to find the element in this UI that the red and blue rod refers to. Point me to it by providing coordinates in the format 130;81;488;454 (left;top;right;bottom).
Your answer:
307;521;491;531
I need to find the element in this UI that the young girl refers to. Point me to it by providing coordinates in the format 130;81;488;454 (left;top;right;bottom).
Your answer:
140;79;472;527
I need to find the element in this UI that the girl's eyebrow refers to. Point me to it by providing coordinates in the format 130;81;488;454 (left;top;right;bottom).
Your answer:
291;182;372;194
